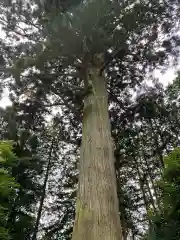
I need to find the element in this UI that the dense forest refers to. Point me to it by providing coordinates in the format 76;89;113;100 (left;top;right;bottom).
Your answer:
0;0;180;239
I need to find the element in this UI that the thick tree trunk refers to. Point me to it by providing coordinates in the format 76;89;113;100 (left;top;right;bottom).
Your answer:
72;66;122;240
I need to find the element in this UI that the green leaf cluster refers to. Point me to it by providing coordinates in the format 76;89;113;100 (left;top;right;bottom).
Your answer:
0;141;18;240
149;148;180;240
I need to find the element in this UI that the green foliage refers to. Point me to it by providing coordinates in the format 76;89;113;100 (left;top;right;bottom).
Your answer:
0;141;18;240
149;148;180;240
0;107;45;239
39;0;83;13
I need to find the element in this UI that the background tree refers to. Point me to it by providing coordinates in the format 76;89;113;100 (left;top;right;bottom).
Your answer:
0;106;45;239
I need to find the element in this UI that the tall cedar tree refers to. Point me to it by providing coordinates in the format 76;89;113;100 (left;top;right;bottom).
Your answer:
0;0;180;239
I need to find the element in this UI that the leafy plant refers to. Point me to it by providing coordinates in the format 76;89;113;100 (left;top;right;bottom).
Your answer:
148;148;180;240
0;141;18;240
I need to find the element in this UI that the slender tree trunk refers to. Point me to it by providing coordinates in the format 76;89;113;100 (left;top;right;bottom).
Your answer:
145;177;157;214
131;230;136;240
72;62;122;240
133;155;151;226
139;176;152;227
149;119;164;169
116;171;128;240
141;150;160;210
32;139;54;240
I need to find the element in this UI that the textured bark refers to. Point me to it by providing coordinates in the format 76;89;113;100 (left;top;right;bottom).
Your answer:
72;66;122;240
